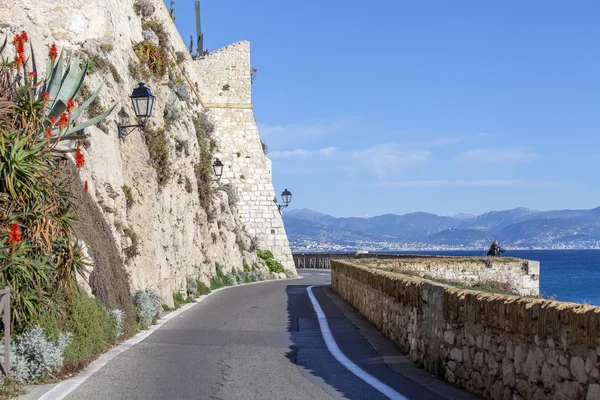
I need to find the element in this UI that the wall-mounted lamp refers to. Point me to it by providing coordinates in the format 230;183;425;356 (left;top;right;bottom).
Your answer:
274;188;292;212
117;82;155;139
213;158;224;181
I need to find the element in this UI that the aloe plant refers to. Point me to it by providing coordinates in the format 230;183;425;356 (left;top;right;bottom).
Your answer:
37;49;116;139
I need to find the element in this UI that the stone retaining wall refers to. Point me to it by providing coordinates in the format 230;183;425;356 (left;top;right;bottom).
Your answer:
332;260;600;400
354;256;540;296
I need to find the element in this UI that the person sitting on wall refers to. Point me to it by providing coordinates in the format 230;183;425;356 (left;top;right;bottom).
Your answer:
487;240;505;257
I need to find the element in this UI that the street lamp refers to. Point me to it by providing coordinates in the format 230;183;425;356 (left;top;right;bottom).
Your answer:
213;158;224;180
275;188;292;211
117;82;155;139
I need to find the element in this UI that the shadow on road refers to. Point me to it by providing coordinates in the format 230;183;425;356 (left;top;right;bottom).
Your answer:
284;283;389;400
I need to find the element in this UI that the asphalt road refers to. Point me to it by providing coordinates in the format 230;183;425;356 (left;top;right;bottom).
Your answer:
62;270;478;400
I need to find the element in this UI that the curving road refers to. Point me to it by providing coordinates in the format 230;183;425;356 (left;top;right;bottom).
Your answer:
53;270;478;400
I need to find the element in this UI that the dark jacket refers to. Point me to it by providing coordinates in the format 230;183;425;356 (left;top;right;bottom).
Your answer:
487;244;505;257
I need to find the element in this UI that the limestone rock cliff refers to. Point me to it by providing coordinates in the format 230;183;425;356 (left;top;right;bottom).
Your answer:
1;0;295;306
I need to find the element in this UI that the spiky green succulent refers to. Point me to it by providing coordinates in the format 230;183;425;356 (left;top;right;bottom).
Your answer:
37;49;116;139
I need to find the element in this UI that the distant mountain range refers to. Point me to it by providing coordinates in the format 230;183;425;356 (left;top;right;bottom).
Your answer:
282;207;600;252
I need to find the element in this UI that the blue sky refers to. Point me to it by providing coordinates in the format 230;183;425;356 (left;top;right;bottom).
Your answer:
166;0;600;218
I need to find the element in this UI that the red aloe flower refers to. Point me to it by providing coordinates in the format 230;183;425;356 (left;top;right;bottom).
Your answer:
75;144;85;168
20;31;28;42
57;112;69;129
44;128;53;138
42;92;50;102
66;98;75;113
84;180;89;193
49;115;56;126
49;44;58;62
28;71;36;79
14;54;23;70
8;223;21;246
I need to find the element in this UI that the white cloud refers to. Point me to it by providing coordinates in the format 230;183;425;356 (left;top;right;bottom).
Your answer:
350;143;431;177
318;147;338;156
455;148;536;163
269;147;339;159
258;119;355;148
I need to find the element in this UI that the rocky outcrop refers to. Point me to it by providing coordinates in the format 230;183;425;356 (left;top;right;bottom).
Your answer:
1;0;295;305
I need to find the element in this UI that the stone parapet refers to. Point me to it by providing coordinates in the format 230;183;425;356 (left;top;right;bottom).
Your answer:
332;260;600;400
355;255;539;296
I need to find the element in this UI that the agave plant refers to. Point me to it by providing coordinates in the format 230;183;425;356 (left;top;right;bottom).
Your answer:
0;33;109;332
2;34;116;140
38;51;117;139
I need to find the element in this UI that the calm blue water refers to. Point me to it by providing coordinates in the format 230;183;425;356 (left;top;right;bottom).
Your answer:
388;250;600;306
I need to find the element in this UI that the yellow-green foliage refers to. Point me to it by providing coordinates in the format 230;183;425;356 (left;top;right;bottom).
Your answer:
257;249;285;273
85;51;122;84
144;126;170;186
193;114;216;209
133;40;167;78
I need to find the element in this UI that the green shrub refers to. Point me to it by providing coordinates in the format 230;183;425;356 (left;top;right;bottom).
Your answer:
0;377;23;397
209;269;235;290
133;289;162;327
257;249;285;274
172;291;191;309
84;52;122;84
144;126;170;186
8;325;72;383
196;280;211;296
219;184;238;207
61;290;116;365
133;40;167;78
123;228;139;259
122;185;134;208
142;19;169;49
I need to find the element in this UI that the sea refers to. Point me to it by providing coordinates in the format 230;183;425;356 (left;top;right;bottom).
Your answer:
389;250;600;306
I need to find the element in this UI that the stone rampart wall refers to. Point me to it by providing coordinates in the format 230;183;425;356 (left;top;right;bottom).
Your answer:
210;106;294;270
194;41;251;105
332;260;600;400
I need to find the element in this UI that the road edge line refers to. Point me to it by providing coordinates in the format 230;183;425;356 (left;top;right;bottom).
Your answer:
35;275;302;400
306;285;408;400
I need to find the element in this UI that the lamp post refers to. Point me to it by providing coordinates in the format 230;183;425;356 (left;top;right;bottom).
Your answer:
117;82;155;139
213;158;224;181
275;188;292;212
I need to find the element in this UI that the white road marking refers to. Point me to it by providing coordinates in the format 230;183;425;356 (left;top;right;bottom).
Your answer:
306;286;408;400
37;275;303;400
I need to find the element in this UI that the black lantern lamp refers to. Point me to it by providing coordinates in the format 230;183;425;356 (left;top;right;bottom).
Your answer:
117;82;155;139
213;158;224;180
275;188;292;211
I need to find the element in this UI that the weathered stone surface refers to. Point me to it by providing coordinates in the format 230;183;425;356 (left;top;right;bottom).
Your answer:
541;362;557;390
1;0;294;306
450;348;463;363
490;380;503;400
572;356;588;384
516;378;532;399
587;384;600;400
558;365;571;380
444;330;456;345
332;261;600;400
586;350;598;375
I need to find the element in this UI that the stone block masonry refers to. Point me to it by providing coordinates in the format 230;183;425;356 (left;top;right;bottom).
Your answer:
332;260;600;400
195;41;294;270
354;255;540;296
